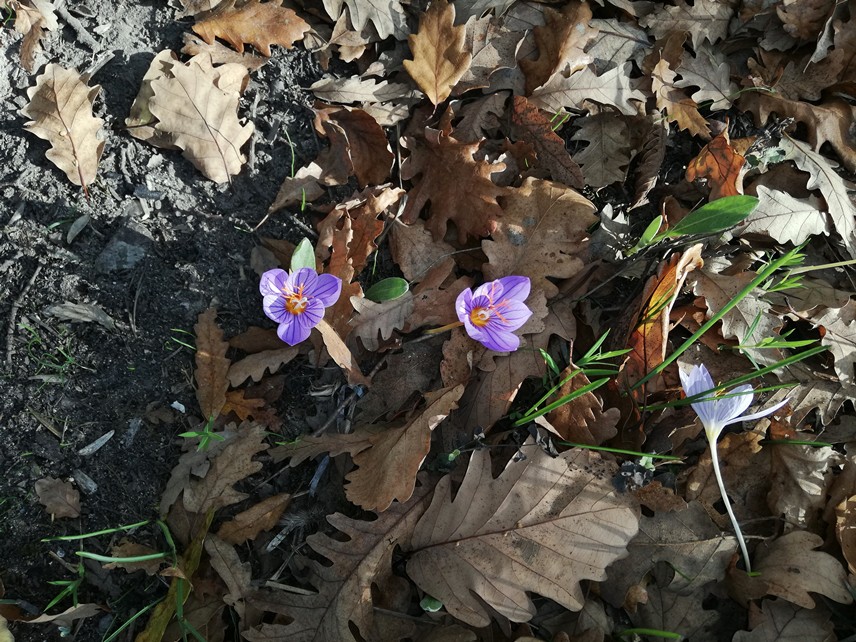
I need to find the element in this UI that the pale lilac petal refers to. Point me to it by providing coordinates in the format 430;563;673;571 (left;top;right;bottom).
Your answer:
297;298;325;329
277;315;312;345
496;276;530;303
473;279;503;302
721;397;790;428
263;294;291;324
479;324;520;352
287;267;318;294
690;398;721;431
260;269;288;297
470;294;492;311
456;288;473;323
493;299;532;332
684;364;715;397
713;384;754;424
311;273;342;307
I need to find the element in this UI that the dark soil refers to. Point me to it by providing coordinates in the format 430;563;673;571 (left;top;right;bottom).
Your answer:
0;2;325;639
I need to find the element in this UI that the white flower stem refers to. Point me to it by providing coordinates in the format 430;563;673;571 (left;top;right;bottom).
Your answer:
708;435;752;573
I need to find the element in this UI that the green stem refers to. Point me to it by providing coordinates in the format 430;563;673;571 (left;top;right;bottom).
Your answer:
708;433;751;573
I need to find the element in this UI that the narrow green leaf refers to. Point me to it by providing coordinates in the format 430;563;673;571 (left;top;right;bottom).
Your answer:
290;237;316;272
664;195;758;238
364;277;410;302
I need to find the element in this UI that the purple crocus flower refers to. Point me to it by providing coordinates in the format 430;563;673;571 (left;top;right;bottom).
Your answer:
455;276;533;352
260;268;342;346
680;363;788;572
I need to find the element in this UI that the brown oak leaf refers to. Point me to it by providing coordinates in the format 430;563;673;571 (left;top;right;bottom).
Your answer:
35;477;80;519
651;58;710;139
686;130;746;199
194;308;230;422
192;0;310;56
314;105;394;187
216;493;292;545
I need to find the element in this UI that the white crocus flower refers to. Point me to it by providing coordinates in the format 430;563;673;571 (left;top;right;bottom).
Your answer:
680;364;789;573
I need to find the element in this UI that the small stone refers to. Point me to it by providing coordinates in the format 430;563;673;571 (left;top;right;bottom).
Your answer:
94;202;153;273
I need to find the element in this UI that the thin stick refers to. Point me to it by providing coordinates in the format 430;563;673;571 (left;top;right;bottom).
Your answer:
5;264;42;367
709;435;752;572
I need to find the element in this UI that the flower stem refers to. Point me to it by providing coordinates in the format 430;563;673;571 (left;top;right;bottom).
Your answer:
708;434;752;573
424;321;464;335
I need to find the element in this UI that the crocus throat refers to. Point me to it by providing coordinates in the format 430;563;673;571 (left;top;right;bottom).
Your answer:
470;307;491;327
284;287;309;315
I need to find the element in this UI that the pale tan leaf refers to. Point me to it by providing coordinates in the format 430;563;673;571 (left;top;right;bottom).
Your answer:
243;481;432;639
35;477;80;519
629;584;719;642
322;0;408;40
348;293;415;351
571;112;632;187
738;186;827;245
587;19;650;73
729;530;853;608
205;534;251;620
310;75;419;104
216;493;291;545
126;50;182;146
482;177;597;299
403;0;471;105
733;599;835;642
674;45;737;111
147;54;253;183
651;58;710;139
104;540;163;575
529;62;645;116
407;441;639;626
836;494;856;574
192;0;310;56
268;162;328;214
194;308;231;421
779;134;856;257
810;300;856;385
181;33;269;72
769;443;841;532
21;64;104;189
389;218;456;282
344;385;464;511
519;1;597;94
183;423;268;513
315;319;371;386
226;347;298;387
24;604;101;628
601;502;736;608
640;0;732;49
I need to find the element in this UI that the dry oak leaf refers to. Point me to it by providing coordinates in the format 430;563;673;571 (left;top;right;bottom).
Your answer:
600;501;737;609
322;0;408;40
455;16;523;95
388;218;456;282
310;75;419;105
268;162;328;213
205;535;251;620
181;33;269;72
629;584;719;642
314;105;394;186
399;126;505;242
226;346;298;388
348;292;415;352
651;58;710;139
674;45;737;112
777;0;837;40
686;130;746;200
571;112;632;188
640;0;732;49
35;477;80;519
147;54;254;183
519;1;597;95
192;0;310;56
733;598;836;642
8;0;58;71
738;186;827;245
542;364;619;446
406;439;639;627
222;389;282;431
529;62;645;116
403;0;471;105
242;481;432;640
482;177;597;299
510;95;584;188
21;64;104;190
768;442;841;532
194;308;231;422
104;540;164;575
316;319;371;386
837;493;856;574
729;530;853;609
587;18;650;74
811;299;856;385
405;263;474;331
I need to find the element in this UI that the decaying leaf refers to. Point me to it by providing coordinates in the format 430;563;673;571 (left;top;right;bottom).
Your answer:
104;540;164;575
194;308;231;422
226;347;298;388
192;0;310;56
349;293;415;351
542;365;619;445
407;441;638;626
314;105;394;186
482;177;597;299
571;112;632;188
403;0;471;105
35;477;80;519
733;599;835;642
686;130;746;199
8;0;58;70
21;64;105;190
389;218;456;282
529;63;645;116
316;319;371;386
651;58;710;139
216;493;292;545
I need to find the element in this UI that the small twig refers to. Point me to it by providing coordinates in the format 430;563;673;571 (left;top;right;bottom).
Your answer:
5;264;42;367
247;91;260;173
56;4;101;51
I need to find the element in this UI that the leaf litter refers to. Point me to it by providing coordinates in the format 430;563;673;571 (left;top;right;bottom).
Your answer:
6;0;856;639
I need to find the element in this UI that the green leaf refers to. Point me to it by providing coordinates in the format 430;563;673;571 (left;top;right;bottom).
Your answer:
290;238;316;272
364;277;410;302
664;195;758;238
420;595;443;612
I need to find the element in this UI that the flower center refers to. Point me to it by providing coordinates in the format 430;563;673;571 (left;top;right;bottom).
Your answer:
285;289;310;315
470;307;491;327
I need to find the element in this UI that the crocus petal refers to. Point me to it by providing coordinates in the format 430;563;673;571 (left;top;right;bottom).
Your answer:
493;299;532;332
496;276;530;303
311;273;342;307
479;324;520;352
712;384;754;425
260;269;288;297
263;294;291;324
455;288;473;323
721;397;790;428
287;267;318;295
297;298;325;330
473;280;503;302
683;364;716;397
470;294;492;311
277;315;312;346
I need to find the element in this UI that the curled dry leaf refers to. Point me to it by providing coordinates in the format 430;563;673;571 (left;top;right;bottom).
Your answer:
191;0;310;56
407;440;639;626
35;477;80;519
181;33;268;72
310;75;419;105
21;64;104;190
314;105;394;187
542;364;619;445
216;493;292;545
349;292;415;352
226;346;299;387
403;0;472;105
315;319;371;386
194;308;231;422
8;0;58;70
686;130;746;199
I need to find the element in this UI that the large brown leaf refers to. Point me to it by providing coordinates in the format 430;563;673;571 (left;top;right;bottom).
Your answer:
403;0;471;105
482;177;597;299
400;126;505;242
35;477;80;519
314;105;394;187
192;0;309;56
406;441;639;626
21;64;104;190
